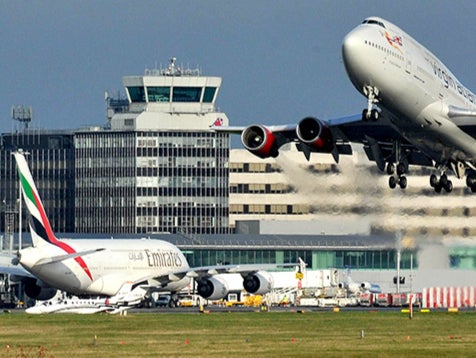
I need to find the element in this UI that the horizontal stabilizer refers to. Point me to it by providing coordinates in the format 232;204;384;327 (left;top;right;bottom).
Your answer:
35;248;106;266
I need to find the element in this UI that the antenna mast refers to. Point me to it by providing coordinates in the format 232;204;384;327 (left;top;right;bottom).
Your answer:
11;105;33;131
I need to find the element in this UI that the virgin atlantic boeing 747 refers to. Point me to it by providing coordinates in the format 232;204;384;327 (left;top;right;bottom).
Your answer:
214;17;476;194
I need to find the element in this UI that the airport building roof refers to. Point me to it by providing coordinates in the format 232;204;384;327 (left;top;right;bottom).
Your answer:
3;232;400;251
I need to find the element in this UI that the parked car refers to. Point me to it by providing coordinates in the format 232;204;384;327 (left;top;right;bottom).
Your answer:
156;294;172;307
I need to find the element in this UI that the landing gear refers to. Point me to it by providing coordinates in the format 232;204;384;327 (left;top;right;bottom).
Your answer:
388;163;407;189
430;173;453;193
387;140;408;190
362;108;379;121
362;85;380;121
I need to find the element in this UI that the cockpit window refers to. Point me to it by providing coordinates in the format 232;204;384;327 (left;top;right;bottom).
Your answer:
362;19;386;28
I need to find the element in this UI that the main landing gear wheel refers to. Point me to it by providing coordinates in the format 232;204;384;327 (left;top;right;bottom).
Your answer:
387;160;407;190
388;174;407;189
386;163;395;175
430;173;453;193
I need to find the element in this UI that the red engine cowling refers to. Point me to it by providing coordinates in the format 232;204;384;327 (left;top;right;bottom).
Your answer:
243;271;274;295
241;125;279;158
197;276;229;300
296;117;334;152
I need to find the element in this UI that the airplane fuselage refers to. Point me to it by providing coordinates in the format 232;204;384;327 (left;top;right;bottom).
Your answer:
19;238;190;296
342;17;476;165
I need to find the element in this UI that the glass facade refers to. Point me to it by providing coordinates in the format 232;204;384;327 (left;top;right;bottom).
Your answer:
203;87;217;103
127;86;146;102
74;130;230;234
172;87;202;102
135;131;229;234
75;132;136;233
0;133;75;234
147;87;170;102
128;86;216;104
181;247;418;270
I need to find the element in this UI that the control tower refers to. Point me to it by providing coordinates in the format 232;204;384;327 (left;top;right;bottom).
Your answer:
110;57;229;130
75;58;230;234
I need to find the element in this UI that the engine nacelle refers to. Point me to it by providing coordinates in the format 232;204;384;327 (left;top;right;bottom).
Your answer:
197;276;229;300
243;271;274;295
361;282;381;293
23;278;57;300
241;125;279;159
296;117;334;152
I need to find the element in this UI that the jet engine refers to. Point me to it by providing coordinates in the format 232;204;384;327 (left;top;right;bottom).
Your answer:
241;125;279;158
242;271;274;295
339;281;360;294
361;282;382;293
296;117;334;152
197;276;229;300
23;278;57;300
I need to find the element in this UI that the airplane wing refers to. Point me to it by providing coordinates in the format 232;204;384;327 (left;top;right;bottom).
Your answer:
335;114;434;170
184;263;297;278
151;262;297;285
212;111;434;170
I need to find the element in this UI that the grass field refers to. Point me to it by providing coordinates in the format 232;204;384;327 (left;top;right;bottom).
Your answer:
0;309;475;357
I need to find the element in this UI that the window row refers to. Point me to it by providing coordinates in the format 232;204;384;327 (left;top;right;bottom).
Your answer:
230;162;281;173
230;204;310;215
230;183;293;194
127;86;217;103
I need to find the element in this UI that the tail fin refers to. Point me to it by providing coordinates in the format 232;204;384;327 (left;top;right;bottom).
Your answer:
13;152;58;247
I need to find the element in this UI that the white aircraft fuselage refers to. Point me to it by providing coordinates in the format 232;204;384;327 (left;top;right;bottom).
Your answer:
342;17;476;164
19;239;190;296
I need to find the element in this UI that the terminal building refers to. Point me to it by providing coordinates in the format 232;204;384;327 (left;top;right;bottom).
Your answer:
1;58;230;235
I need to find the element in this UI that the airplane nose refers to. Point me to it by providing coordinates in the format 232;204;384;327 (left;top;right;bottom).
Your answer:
341;28;367;90
341;30;361;71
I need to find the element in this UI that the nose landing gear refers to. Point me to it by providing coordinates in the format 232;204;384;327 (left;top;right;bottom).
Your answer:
362;86;380;121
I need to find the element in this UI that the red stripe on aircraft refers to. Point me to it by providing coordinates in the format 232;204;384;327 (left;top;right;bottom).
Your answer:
32;190;94;281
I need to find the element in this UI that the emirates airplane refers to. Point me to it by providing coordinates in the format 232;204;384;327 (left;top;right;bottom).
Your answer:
214;17;476;193
2;152;287;305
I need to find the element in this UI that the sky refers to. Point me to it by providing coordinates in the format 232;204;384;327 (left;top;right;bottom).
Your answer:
2;1;476;139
